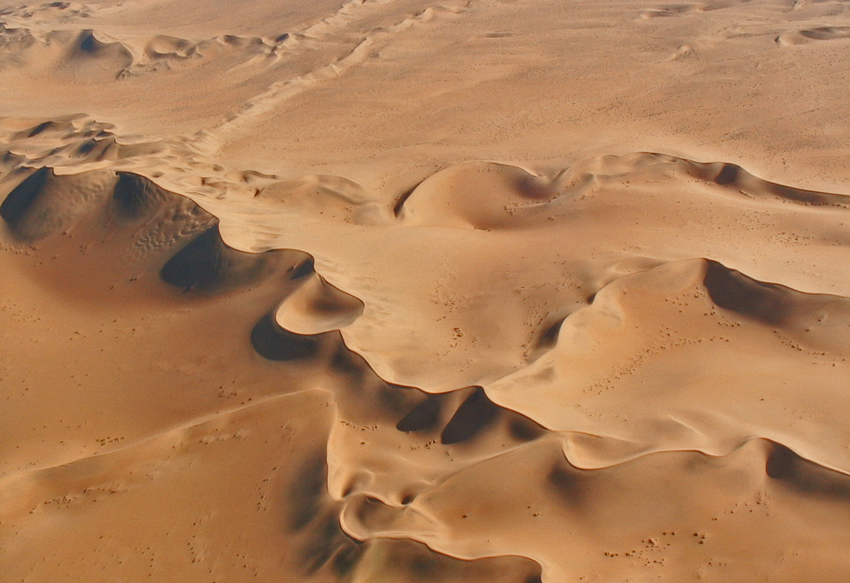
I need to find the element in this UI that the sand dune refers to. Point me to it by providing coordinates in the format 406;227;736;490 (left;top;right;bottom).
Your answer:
3;0;850;581
777;25;850;45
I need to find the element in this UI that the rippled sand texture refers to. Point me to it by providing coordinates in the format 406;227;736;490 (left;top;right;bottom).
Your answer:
3;1;850;582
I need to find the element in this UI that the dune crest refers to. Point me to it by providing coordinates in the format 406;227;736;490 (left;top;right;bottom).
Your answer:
3;149;850;582
487;258;850;469
5;0;850;580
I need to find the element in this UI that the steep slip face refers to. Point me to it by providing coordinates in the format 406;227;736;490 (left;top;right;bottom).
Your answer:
5;0;850;580
199;154;850;581
4;149;850;582
218;152;850;395
0;167;543;583
488;258;850;469
225;153;850;582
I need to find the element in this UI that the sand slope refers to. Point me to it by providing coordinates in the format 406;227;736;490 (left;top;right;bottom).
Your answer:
3;0;850;582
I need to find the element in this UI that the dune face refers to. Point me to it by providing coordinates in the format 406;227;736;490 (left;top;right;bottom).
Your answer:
3;1;850;582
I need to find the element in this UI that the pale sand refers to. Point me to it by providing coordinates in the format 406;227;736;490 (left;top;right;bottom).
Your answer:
2;0;850;581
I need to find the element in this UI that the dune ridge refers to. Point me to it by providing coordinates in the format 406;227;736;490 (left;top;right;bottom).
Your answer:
3;137;850;581
4;0;850;580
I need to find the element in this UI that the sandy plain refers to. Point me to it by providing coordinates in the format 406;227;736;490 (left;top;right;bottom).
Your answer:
2;0;850;581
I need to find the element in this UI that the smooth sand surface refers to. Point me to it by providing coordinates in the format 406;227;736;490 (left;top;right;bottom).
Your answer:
3;1;850;581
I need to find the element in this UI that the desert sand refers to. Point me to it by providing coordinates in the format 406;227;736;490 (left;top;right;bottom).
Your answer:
2;0;850;581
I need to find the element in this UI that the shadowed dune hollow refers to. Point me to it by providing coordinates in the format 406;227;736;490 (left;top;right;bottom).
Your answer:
2;152;850;582
2;1;850;579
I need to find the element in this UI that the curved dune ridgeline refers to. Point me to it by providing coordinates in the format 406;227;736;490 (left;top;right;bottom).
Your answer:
3;0;850;581
3;151;850;582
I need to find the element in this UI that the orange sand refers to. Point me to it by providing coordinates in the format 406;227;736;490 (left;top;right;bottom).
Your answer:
3;1;850;581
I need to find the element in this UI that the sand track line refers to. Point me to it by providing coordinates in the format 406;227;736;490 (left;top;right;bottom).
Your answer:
298;0;400;41
191;2;472;154
0;1;411;80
